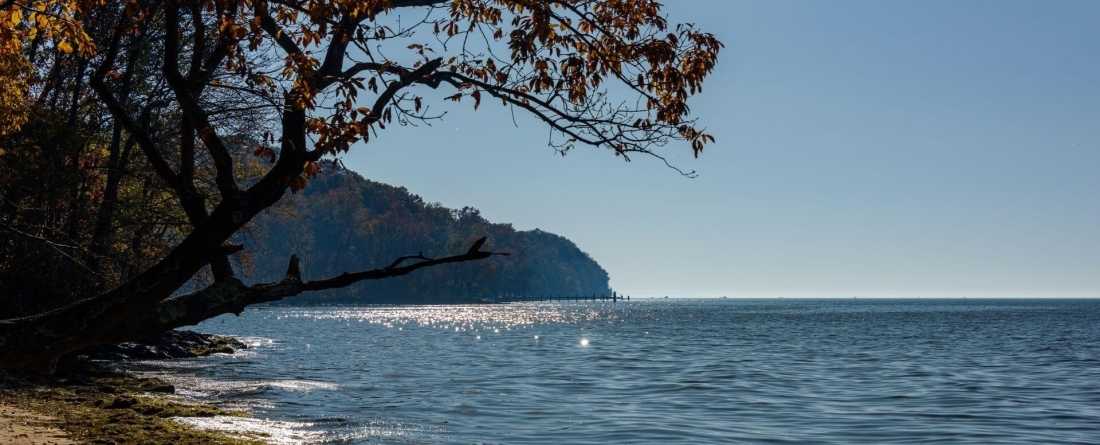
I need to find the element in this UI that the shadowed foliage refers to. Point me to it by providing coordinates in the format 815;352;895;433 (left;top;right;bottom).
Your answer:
0;0;720;371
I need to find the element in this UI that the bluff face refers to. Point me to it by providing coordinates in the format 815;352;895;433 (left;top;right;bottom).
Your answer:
244;168;611;304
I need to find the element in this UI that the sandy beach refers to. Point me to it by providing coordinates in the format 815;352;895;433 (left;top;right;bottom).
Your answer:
0;404;75;445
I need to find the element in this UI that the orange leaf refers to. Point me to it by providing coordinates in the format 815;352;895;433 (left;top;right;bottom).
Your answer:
302;161;321;179
290;175;307;193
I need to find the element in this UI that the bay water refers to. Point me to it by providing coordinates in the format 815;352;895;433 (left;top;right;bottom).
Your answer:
126;299;1100;444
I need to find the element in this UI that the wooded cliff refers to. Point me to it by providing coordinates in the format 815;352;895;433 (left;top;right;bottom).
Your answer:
244;168;611;304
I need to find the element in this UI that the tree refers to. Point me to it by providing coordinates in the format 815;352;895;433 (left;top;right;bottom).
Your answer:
0;0;720;372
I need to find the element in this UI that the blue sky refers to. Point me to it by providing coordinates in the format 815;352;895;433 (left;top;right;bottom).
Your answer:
341;0;1099;298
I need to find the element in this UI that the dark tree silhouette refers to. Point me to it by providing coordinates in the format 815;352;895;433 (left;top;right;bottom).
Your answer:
0;0;720;372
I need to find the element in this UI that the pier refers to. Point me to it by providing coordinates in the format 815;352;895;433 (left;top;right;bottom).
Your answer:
496;292;630;303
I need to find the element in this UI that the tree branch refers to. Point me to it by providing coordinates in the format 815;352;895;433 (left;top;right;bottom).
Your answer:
101;238;507;345
308;57;443;159
163;3;241;198
89;26;182;192
255;4;303;59
302;241;504;292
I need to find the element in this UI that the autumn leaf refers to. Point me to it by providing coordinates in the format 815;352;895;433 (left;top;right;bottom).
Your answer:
290;175;308;193
302;161;321;179
253;145;275;162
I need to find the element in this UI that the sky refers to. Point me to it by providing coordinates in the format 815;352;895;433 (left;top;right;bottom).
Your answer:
339;0;1099;298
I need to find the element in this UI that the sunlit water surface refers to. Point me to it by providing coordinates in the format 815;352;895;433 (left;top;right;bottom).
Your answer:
124;299;1100;444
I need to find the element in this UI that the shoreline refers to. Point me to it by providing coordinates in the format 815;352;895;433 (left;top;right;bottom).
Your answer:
0;332;267;444
0;366;266;444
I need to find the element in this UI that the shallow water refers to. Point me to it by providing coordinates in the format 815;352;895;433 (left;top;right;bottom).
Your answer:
126;299;1100;444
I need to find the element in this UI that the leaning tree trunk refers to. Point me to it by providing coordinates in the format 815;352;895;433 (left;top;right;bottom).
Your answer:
0;227;501;372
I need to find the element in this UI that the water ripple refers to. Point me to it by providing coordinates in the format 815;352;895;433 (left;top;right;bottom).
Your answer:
128;299;1100;444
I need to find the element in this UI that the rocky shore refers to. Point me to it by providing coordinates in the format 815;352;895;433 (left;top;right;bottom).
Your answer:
71;329;248;362
1;330;261;444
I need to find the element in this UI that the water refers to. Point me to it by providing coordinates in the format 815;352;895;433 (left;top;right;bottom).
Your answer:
125;299;1100;444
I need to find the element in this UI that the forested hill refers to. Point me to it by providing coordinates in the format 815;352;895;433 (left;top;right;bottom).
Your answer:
245;168;610;304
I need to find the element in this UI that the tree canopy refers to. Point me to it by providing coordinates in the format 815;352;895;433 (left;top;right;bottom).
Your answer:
0;0;720;372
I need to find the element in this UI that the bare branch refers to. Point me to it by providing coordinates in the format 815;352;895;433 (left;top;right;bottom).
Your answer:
163;4;241;197
89;27;183;192
107;237;508;342
301;236;507;292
